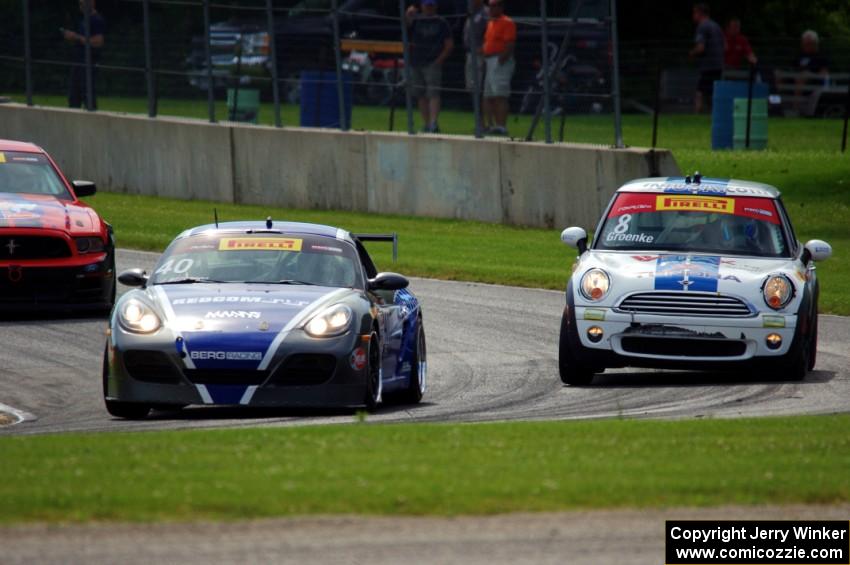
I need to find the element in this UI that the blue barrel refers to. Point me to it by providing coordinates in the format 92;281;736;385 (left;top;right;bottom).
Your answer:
299;71;353;129
711;80;768;150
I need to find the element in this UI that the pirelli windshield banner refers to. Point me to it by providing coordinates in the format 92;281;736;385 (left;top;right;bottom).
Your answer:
666;521;850;564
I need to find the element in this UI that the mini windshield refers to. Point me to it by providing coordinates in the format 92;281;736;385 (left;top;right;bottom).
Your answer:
595;192;789;257
0;151;72;199
151;233;363;288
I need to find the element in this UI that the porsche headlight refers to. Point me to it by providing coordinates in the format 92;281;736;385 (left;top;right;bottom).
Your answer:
75;237;105;254
763;275;793;310
580;268;610;301
304;304;352;338
118;299;161;334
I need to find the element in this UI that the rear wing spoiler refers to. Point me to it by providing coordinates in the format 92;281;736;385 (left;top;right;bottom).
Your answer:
352;233;398;263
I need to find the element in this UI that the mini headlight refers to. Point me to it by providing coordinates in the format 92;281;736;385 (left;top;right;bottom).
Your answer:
763;275;793;310
76;237;105;254
580;268;610;301
119;299;161;334
305;304;352;338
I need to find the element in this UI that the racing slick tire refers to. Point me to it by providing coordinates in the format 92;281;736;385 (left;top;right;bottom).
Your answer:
364;331;383;411
558;309;596;386
807;312;819;372
778;313;816;382
388;318;426;405
102;346;150;419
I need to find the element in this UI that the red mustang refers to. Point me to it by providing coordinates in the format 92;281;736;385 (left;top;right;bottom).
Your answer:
0;139;115;311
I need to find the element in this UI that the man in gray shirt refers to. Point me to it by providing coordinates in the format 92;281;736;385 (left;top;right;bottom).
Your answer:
689;3;724;113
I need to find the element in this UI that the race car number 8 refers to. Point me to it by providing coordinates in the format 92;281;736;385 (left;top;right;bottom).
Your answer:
614;214;632;234
155;258;194;276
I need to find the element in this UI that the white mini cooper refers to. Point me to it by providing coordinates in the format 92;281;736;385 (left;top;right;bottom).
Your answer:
559;175;831;385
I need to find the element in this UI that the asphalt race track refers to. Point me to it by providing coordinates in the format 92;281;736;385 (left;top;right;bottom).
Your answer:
1;249;849;435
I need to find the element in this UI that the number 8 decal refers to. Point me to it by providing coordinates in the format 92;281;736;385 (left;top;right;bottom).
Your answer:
614;214;632;234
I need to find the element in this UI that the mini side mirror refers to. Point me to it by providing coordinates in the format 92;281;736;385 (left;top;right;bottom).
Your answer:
560;227;588;254
368;272;409;292
803;240;832;263
118;268;148;287
72;180;97;197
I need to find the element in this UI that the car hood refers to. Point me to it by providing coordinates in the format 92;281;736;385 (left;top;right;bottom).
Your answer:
0;193;98;233
574;251;806;310
150;283;357;370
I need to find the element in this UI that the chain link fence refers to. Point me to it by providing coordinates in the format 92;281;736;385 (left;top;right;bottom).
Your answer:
1;0;848;148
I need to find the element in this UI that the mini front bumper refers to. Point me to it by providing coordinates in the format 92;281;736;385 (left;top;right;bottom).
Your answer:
574;306;796;362
106;327;371;408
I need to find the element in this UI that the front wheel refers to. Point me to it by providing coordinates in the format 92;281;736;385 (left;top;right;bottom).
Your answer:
559;309;596;386
778;315;815;382
364;331;383;410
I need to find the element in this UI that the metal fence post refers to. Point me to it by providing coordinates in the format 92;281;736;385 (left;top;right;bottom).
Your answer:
842;73;849;153
202;0;216;123
399;0;415;135
540;0;552;144
469;0;482;139
609;0;624;148
331;0;348;131
83;0;94;111
745;63;755;149
22;0;32;106
142;0;156;117
266;0;281;128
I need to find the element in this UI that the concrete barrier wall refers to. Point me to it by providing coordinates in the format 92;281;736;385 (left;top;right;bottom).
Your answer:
0;104;679;229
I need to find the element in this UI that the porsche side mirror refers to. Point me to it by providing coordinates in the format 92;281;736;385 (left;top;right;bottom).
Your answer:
118;269;148;288
802;240;832;264
72;180;97;197
561;227;588;254
368;272;409;292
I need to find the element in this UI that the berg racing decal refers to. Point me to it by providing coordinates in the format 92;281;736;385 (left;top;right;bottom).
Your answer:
190;351;263;361
219;237;302;251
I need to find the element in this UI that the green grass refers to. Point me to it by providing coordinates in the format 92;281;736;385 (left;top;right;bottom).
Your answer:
5;92;850;313
1;415;848;523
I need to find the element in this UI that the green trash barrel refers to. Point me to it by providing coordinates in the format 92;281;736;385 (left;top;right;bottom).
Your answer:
733;97;767;150
226;88;260;124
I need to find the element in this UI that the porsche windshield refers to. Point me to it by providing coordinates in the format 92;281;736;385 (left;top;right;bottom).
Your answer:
595;192;789;257
0;151;72;198
151;233;363;288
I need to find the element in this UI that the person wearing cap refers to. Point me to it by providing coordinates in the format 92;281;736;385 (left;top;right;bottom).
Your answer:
481;0;516;136
406;0;454;133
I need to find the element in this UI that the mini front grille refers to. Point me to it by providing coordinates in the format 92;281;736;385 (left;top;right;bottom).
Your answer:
0;236;71;260
183;369;269;386
124;350;183;383
620;336;747;358
269;354;337;386
616;292;752;317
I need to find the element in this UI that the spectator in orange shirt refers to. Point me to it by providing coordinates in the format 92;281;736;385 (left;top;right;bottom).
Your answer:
724;18;757;69
481;0;516;136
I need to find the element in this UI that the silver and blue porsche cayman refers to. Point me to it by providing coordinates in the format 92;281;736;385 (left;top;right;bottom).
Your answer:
559;174;832;385
104;220;426;419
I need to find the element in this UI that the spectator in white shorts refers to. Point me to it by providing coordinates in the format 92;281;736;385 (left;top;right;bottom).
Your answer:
406;0;454;133
481;0;516;136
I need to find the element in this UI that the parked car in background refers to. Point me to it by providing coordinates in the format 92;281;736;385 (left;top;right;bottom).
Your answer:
185;0;611;112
